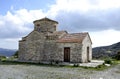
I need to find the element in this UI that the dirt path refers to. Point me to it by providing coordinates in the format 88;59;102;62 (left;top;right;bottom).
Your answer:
0;64;119;79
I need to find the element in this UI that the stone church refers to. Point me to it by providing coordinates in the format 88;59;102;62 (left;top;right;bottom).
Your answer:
18;17;92;63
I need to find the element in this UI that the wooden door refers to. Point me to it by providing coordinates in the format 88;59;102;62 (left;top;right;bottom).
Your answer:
87;47;90;62
64;47;70;62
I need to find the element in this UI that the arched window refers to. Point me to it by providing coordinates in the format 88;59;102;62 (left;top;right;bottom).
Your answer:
35;24;41;32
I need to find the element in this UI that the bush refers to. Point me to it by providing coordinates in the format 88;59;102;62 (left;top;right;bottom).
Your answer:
13;51;18;58
95;64;107;70
115;51;120;60
73;63;79;67
55;60;61;64
96;64;104;68
50;60;56;65
0;56;6;61
104;59;112;64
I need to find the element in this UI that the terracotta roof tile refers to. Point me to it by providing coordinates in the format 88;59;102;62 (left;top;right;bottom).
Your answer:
57;32;88;43
45;31;67;39
53;31;67;35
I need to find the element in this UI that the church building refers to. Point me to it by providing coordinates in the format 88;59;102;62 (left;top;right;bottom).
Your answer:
18;17;92;63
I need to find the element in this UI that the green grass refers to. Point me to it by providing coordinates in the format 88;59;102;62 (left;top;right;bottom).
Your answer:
0;59;120;71
0;60;65;68
78;64;108;71
77;60;120;71
61;63;108;71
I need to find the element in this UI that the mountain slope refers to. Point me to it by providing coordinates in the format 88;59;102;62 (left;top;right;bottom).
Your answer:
0;48;17;57
92;42;120;58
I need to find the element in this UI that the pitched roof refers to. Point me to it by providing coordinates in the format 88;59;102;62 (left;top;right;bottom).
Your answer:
57;32;88;43
53;31;68;35
33;17;58;24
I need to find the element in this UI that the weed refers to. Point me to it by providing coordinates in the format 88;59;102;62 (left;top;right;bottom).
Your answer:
73;63;79;67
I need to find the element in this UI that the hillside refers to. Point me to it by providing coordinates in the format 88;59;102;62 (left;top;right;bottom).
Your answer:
0;48;17;57
92;42;120;59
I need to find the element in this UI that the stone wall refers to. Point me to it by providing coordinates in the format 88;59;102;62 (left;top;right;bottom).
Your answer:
81;35;92;63
57;43;83;63
19;32;92;63
19;36;84;63
34;20;58;33
19;31;46;62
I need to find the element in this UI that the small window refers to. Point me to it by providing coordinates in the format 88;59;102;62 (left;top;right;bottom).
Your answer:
54;25;56;31
36;24;40;26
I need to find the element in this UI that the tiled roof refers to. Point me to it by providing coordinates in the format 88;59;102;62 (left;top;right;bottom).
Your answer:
57;32;88;43
53;31;68;35
45;31;67;40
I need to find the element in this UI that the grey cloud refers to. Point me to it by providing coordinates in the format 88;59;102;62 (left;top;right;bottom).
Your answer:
0;21;33;39
55;9;120;32
1;8;120;39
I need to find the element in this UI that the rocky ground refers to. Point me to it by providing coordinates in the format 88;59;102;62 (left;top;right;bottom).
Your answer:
0;63;119;79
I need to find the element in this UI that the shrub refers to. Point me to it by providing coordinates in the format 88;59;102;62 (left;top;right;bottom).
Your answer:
50;60;54;65
13;51;18;58
95;64;107;70
115;51;120;60
73;63;79;67
55;60;60;64
0;56;6;62
97;65;103;68
104;59;112;64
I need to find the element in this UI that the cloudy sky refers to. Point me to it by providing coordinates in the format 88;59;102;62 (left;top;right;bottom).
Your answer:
1;0;120;49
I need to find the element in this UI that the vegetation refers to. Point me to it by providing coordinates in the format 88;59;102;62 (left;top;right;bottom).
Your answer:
0;56;6;61
92;42;120;59
0;58;119;72
115;51;120;60
95;64;108;70
104;58;113;64
13;50;18;58
73;63;79;67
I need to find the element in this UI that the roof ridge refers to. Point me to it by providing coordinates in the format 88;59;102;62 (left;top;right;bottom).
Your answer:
69;32;88;34
57;32;89;43
33;17;58;24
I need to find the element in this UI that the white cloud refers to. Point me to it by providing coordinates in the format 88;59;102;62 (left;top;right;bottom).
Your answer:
96;0;120;10
0;21;4;26
1;0;120;39
0;38;20;49
48;0;91;16
48;0;120;15
15;9;46;23
0;9;47;39
0;8;47;49
1;0;120;49
90;29;120;47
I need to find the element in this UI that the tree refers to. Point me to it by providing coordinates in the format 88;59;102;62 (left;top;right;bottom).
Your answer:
13;51;18;58
115;51;120;60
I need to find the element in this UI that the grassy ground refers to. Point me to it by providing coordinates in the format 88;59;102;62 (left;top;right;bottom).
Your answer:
0;59;119;69
0;60;119;79
0;61;119;79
